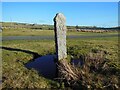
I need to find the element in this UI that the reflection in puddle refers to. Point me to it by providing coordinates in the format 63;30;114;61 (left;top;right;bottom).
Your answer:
25;55;57;79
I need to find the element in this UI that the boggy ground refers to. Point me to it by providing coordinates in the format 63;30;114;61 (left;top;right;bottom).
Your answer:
1;35;120;89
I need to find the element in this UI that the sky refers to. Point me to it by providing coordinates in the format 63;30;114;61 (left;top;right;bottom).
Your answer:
1;0;120;2
2;2;118;27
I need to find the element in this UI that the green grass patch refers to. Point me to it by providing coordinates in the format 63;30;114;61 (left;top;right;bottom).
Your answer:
2;29;54;36
2;28;118;36
2;36;119;88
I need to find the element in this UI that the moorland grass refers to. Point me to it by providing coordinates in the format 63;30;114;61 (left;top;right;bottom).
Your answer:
1;36;119;88
2;40;59;88
2;28;118;36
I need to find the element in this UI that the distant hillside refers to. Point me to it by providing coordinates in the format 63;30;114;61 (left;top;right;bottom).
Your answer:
0;22;119;31
1;22;54;30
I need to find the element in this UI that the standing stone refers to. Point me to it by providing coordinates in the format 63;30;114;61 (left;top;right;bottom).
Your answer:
54;13;67;61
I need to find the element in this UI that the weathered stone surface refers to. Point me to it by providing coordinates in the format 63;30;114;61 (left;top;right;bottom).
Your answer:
54;13;67;61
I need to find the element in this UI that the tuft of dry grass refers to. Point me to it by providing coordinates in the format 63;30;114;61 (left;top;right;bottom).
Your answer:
57;59;81;83
57;51;120;89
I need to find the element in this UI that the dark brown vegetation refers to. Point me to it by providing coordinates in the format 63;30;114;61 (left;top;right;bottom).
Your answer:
57;51;120;89
76;29;118;33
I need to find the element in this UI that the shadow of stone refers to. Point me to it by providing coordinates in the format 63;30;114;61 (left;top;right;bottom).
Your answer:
1;46;58;80
1;46;41;60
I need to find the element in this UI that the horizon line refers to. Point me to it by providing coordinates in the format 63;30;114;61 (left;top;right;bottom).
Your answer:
1;21;118;28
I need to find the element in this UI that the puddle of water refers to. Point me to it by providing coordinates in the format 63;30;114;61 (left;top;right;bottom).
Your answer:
71;59;83;67
25;55;57;79
26;55;83;79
